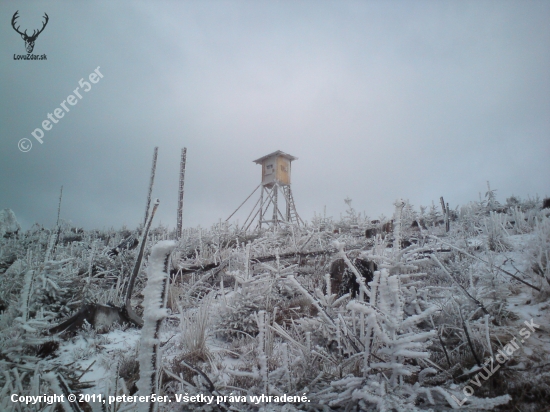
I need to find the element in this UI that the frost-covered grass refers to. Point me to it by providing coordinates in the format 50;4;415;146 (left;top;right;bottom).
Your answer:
1;193;550;411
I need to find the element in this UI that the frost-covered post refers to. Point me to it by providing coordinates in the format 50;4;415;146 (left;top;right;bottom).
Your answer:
393;199;405;253
256;310;269;395
440;196;449;232
136;240;177;412
56;185;63;227
124;199;160;326
44;231;57;262
176;147;187;240
446;202;450;232
144;147;158;227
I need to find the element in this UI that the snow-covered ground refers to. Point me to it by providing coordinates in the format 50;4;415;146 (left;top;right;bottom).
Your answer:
1;194;549;411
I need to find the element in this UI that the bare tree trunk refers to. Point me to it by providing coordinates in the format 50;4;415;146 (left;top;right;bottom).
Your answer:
144;147;159;227
176;148;187;240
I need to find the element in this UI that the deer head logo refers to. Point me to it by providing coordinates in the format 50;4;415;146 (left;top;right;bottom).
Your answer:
11;11;49;54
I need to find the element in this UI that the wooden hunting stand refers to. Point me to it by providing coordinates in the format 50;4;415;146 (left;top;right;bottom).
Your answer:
227;150;303;231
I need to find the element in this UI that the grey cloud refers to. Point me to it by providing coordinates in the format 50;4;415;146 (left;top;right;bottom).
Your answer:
1;1;548;230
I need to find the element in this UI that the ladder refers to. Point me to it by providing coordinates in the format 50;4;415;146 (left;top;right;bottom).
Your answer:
282;185;303;226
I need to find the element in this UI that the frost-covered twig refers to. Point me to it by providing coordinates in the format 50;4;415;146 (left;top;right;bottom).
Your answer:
430;254;489;315
457;303;482;367
43;372;84;412
429;235;540;291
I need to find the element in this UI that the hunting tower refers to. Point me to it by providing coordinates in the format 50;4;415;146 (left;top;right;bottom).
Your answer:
255;151;294;188
227;150;303;231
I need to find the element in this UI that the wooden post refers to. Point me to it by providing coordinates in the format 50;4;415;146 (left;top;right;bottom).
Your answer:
446;202;450;232
56;185;63;226
226;184;261;223
54;185;63;247
286;188;291;222
144;147;158;227
125;199;160;327
259;186;264;229
439;196;446;217
272;184;278;228
440;196;449;232
176;148;187;240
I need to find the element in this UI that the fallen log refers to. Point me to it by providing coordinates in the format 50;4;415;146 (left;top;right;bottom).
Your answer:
172;248;337;276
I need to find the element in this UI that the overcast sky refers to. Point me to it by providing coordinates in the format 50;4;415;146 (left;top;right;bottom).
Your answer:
1;0;549;232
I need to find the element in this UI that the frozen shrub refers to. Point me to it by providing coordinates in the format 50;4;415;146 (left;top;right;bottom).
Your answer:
0;209;21;238
529;216;550;292
177;294;212;361
484;211;511;252
216;271;271;338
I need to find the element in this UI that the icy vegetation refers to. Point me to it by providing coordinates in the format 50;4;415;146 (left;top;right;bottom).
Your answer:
0;209;21;238
1;191;550;411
